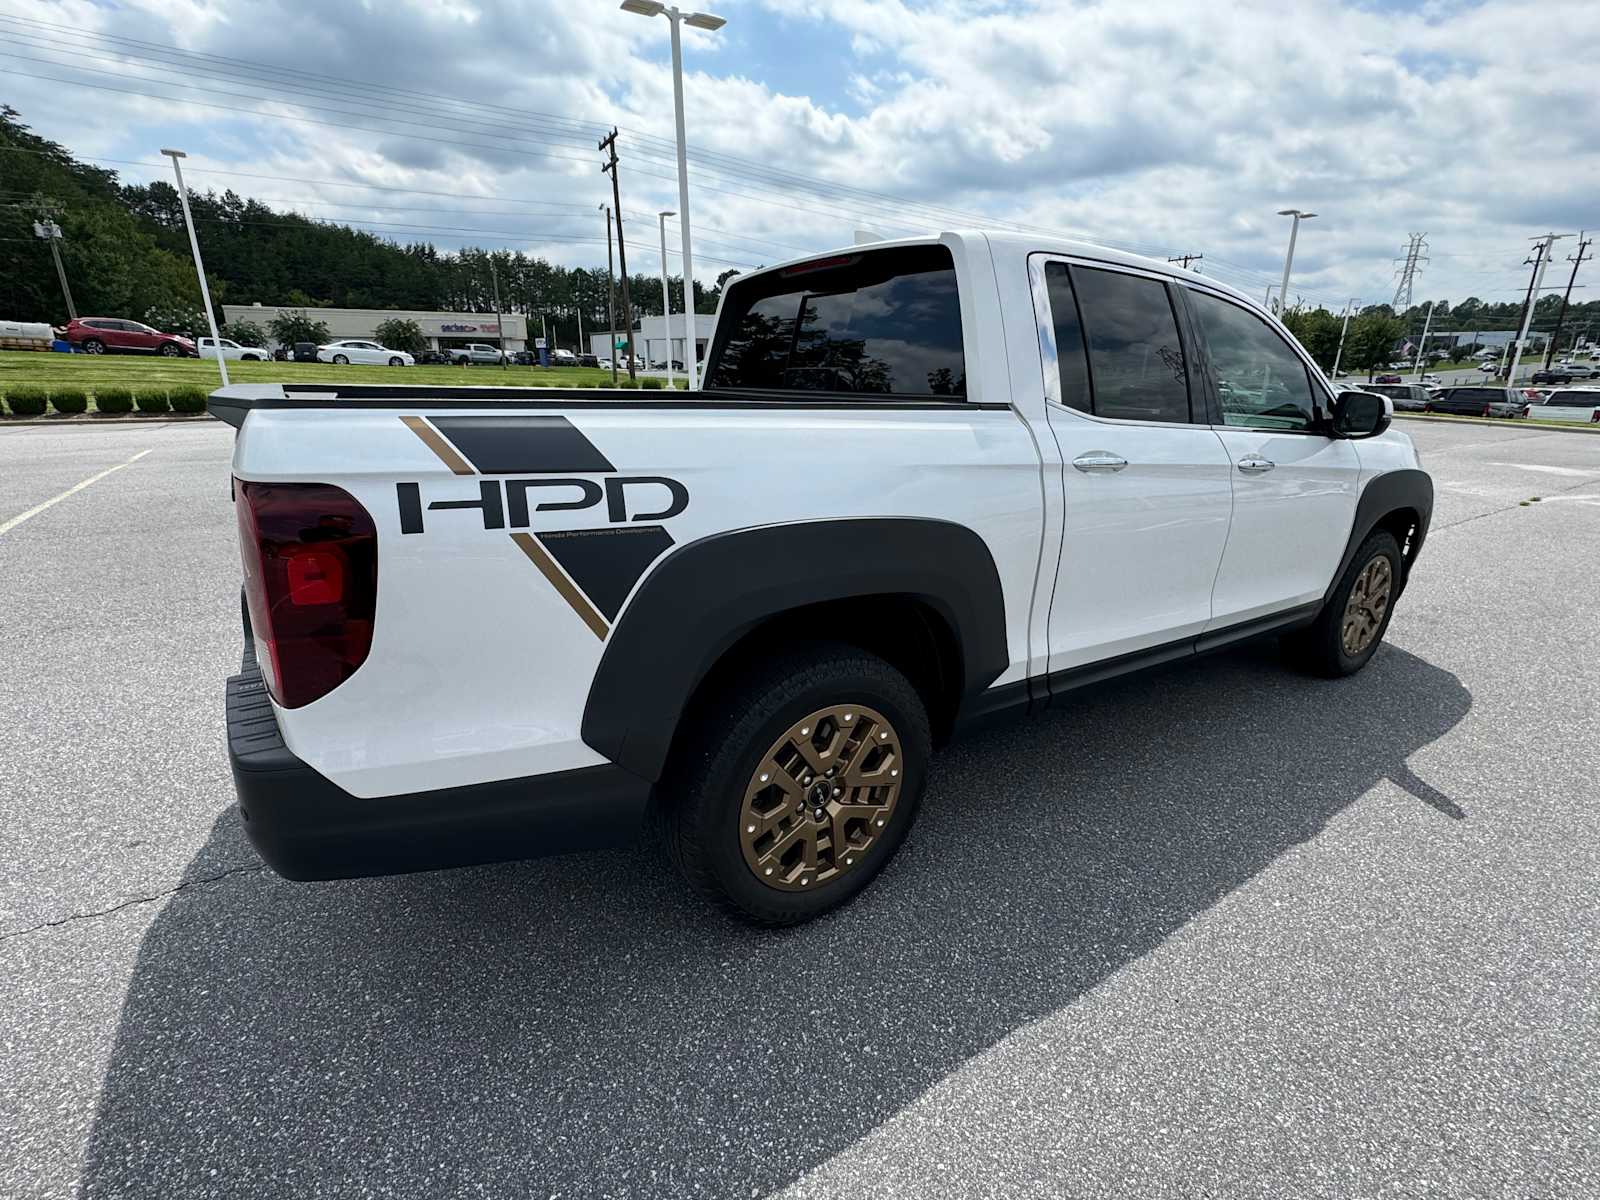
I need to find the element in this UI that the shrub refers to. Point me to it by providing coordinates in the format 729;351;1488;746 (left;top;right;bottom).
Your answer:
169;386;207;414
50;387;88;414
267;310;331;347
641;377;664;389
95;387;134;414
134;389;171;414
226;320;269;349
4;387;48;416
373;318;426;357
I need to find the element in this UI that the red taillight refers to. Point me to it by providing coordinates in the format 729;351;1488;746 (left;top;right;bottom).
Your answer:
235;480;377;709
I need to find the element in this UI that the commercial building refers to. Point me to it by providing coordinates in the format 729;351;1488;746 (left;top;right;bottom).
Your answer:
221;304;527;353
589;313;716;366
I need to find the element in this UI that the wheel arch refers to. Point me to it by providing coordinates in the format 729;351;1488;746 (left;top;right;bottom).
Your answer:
1325;468;1434;606
581;518;1009;783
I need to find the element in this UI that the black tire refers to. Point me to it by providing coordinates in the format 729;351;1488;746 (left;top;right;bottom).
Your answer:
388;356;404;367
242;354;261;361
159;342;180;357
662;642;931;926
1284;530;1403;678
82;338;104;354
332;354;349;366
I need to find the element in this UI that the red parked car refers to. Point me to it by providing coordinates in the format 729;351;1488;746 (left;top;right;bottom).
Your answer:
63;317;196;357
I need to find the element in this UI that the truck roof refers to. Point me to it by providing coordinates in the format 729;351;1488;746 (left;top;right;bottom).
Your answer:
736;229;1260;310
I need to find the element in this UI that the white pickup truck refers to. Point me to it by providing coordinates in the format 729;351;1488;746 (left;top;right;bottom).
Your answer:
215;232;1432;925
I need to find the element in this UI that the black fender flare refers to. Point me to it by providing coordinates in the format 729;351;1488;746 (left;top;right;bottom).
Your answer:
1324;468;1434;606
581;518;1010;783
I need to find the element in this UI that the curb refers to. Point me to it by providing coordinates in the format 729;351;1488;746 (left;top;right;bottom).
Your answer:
1392;413;1600;435
0;414;216;426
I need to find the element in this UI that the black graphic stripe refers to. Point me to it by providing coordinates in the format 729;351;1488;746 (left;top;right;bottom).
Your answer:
428;415;615;475
534;525;674;622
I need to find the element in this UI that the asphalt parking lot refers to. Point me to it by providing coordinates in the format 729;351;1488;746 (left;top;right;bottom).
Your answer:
2;416;1598;1198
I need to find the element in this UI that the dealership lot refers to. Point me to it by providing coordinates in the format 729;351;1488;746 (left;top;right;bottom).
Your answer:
2;418;1597;1197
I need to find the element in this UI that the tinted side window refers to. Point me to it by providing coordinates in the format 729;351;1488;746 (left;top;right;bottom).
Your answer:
1042;262;1091;412
706;244;965;397
1188;290;1317;430
1453;388;1496;402
1070;266;1190;422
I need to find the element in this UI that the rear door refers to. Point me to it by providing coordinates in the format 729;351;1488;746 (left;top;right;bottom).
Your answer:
101;320;139;351
122;321;162;352
1182;285;1360;623
1032;257;1234;670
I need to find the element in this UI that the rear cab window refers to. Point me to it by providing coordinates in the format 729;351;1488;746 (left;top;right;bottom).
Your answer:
704;244;966;399
1042;263;1192;422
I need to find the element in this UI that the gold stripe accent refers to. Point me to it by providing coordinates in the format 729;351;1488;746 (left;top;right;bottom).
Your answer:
509;532;609;640
399;415;474;475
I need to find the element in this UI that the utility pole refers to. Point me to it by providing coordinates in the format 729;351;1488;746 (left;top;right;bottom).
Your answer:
599;203;618;385
1544;233;1591;368
1392;233;1427;310
489;256;507;370
1167;253;1203;272
1410;300;1436;379
598;128;636;382
1506;233;1567;386
27;198;77;320
1331;298;1357;381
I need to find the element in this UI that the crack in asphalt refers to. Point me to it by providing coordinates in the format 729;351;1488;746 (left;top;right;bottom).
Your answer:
0;862;267;942
1431;472;1600;532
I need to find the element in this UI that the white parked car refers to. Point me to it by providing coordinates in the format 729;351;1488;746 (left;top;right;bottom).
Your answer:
198;336;271;362
316;339;414;366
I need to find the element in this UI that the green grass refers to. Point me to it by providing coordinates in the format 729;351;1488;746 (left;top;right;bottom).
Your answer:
0;350;639;413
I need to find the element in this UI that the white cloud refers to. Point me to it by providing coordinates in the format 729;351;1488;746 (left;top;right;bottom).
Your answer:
1;0;1596;308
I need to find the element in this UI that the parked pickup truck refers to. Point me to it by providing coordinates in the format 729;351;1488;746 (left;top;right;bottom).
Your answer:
447;342;508;365
214;232;1433;926
1528;387;1600;422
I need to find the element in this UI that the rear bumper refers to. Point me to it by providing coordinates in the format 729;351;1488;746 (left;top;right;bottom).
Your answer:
226;646;652;881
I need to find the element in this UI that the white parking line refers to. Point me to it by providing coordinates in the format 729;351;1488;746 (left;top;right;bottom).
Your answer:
1484;461;1598;477
0;448;153;537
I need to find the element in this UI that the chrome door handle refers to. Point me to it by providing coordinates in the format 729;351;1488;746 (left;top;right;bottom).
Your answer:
1072;451;1128;473
1237;456;1275;474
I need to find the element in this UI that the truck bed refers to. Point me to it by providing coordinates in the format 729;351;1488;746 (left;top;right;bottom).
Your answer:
206;382;1009;427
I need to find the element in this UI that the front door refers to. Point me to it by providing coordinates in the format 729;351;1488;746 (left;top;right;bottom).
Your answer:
1182;286;1360;624
1035;258;1235;671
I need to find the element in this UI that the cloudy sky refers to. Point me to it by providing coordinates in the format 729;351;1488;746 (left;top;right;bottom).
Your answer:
2;0;1596;311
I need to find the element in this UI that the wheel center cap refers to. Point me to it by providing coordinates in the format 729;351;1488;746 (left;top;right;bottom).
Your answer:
807;781;832;809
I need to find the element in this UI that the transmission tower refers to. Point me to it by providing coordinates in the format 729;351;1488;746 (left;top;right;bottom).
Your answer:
1391;233;1428;309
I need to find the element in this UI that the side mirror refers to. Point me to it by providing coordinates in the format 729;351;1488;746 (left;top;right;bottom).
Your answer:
1332;390;1391;438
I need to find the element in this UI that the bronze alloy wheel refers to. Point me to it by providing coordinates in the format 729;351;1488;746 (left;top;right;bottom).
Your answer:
738;703;903;892
1341;553;1393;657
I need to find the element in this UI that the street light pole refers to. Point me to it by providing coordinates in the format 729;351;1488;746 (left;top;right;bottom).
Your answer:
161;148;228;387
1276;209;1316;319
658;209;676;388
621;1;727;389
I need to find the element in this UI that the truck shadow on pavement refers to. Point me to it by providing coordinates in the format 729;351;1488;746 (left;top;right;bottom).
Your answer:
81;642;1470;1198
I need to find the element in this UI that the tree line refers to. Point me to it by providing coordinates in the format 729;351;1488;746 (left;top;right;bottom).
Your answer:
1;105;735;349
6;104;1596;363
